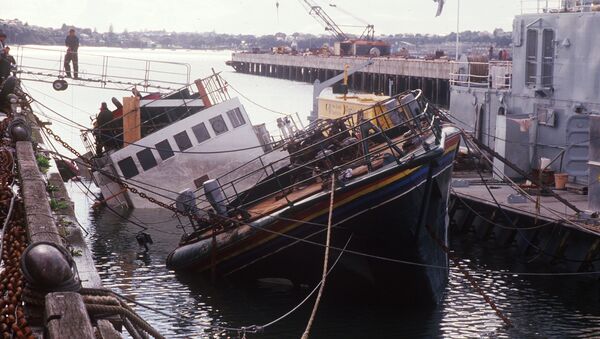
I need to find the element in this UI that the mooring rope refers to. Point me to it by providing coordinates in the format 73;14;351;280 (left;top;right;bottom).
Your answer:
425;224;513;328
301;172;336;339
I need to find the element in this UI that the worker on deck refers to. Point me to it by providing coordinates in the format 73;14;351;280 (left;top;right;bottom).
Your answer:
0;32;10;81
4;47;16;76
64;28;79;79
95;102;115;155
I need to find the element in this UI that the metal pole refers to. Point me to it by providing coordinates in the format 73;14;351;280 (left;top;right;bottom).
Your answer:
456;0;460;60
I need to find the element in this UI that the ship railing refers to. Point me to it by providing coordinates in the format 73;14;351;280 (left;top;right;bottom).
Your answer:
520;0;600;14
13;45;191;92
187;90;444;213
255;113;307;148
449;61;512;90
199;70;231;106
81;72;233;157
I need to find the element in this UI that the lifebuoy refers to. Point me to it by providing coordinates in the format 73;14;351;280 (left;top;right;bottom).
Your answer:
52;79;68;91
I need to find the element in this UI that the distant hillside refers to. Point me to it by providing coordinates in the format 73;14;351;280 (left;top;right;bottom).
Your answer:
0;18;512;52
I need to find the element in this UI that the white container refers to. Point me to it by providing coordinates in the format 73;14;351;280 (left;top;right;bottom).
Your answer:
540;157;551;170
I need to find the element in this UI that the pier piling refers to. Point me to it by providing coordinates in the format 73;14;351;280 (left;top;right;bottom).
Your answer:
228;53;453;107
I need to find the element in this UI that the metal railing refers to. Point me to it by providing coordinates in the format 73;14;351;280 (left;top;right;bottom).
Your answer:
449;61;512;89
189;90;444;217
520;0;600;14
81;72;232;156
13;46;191;92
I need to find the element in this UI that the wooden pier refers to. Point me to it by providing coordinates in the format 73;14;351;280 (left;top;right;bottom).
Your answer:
228;53;453;107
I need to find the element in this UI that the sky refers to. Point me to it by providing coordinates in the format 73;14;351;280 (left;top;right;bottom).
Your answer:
2;0;527;36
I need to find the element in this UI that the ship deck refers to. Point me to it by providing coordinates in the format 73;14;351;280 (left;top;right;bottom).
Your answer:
451;173;600;236
244;132;429;219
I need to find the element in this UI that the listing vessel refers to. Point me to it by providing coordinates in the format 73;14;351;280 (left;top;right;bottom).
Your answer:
82;72;297;209
166;90;461;304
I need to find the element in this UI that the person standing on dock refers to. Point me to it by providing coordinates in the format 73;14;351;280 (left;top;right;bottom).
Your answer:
64;28;79;79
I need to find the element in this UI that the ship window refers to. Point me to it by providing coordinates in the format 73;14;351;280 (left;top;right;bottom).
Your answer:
136;148;157;171
117;157;139;179
525;29;538;86
226;108;246;128
209;115;229;135
174;131;193;151
155;139;174;160
541;29;554;88
192;122;211;143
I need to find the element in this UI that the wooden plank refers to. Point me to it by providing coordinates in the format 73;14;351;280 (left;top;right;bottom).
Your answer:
45;292;95;339
97;320;123;339
48;173;103;288
16;141;62;244
122;96;141;145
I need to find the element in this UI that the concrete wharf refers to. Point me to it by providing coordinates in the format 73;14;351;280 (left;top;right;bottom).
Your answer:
228;53;453;107
449;173;600;273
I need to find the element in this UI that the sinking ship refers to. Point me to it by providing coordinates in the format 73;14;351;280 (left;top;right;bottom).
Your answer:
166;90;461;304
82;73;296;209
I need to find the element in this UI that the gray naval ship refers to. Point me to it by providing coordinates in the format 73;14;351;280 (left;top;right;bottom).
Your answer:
449;0;600;209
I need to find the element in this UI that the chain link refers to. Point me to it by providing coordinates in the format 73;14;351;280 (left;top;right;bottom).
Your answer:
42;125;196;219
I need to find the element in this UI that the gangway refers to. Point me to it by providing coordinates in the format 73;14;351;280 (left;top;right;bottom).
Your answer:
12;46;192;93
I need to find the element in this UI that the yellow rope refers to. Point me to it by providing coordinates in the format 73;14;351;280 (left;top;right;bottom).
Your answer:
301;172;336;339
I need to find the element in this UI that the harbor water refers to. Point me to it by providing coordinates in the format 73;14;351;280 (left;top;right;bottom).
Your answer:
20;47;599;338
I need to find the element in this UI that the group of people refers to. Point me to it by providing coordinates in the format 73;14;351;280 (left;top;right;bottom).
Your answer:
488;46;510;61
94;101;125;156
0;28;79;81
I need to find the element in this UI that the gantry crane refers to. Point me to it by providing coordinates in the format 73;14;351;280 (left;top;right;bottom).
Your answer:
298;0;390;56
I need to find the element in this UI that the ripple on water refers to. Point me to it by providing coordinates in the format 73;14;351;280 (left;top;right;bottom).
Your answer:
69;183;599;338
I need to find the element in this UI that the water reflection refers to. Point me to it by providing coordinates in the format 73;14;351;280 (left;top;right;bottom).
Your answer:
67;181;599;338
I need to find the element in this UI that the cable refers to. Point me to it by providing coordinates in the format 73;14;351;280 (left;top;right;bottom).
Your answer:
226;82;289;116
462;133;597;233
58;132;600;274
91;230;346;336
461;134;600;263
0;149;17;259
451;188;556;231
42;133;189;236
301;173;335;339
442;108;600;150
28;91;288;156
37;98;600;276
261;234;353;330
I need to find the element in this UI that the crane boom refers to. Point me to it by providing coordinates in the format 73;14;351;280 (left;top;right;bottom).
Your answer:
300;0;348;41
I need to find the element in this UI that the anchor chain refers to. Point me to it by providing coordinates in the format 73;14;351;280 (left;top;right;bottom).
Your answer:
42;125;201;219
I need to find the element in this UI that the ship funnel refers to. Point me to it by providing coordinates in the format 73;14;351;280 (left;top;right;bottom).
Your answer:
203;180;228;216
